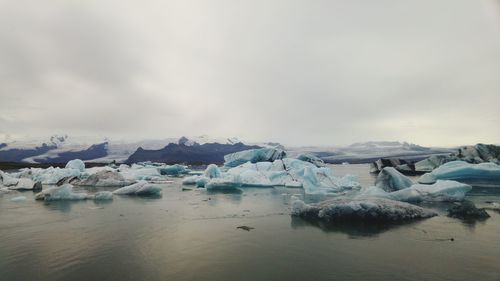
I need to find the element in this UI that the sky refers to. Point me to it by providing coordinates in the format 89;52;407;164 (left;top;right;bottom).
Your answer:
0;0;499;147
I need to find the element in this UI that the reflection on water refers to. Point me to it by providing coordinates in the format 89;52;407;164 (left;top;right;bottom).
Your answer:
290;216;422;238
1;164;499;281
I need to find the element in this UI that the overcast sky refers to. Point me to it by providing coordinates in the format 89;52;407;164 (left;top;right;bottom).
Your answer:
0;0;499;147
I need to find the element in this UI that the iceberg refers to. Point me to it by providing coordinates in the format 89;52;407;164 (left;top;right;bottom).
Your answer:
292;198;437;222
119;164;163;181
296;153;325;167
35;184;90;201
204;164;222;179
415;155;455;173
418;161;500;184
112;181;162;196
447;200;490;220
182;175;209;187
94;191;113;200
375;167;414;192
75;170;133;187
223;148;286;168
29;167;83;185
65;159;85;172
360;180;472;202
158;164;191;176
205;177;242;191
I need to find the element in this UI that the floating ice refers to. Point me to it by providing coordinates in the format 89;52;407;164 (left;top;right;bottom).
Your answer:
119;164;163;181
158;164;191;176
29;167;83;185
94;191;113;200
223;148;286;168
75;170;133;187
292;197;437;222
418;161;500;184
375;167;414;192
65;159;85;172
205;177;242;191
35;184;90;201
204;164;222;179
296;153;325;167
10;196;27;202
360;180;472;202
112;181;162;196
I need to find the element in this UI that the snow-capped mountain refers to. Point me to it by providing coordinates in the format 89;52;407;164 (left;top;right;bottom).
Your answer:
287;141;453;164
0;135;258;164
0;135;452;165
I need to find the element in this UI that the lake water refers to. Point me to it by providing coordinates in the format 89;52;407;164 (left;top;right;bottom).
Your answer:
1;164;499;281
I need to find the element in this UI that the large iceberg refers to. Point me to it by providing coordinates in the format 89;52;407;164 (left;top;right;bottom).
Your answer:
375;167;414;192
418;161;500;184
292;198;437;222
360;180;472;202
223;148;286;168
112;181;162;196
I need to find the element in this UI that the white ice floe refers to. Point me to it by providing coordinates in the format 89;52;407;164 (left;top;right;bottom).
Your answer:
112;181;162;196
418;161;500;184
292;197;437;222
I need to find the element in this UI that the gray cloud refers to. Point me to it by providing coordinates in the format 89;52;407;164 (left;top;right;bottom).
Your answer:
0;0;499;146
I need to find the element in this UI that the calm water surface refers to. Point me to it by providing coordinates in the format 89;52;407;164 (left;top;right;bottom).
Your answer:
1;164;499;281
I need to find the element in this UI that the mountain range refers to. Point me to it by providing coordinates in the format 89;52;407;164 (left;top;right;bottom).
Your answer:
0;135;452;165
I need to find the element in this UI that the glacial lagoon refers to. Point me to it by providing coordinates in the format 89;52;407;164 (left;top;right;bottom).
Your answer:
1;164;499;281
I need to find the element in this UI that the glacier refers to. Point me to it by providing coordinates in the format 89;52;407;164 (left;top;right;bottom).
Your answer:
418;161;500;184
292;197;437;222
